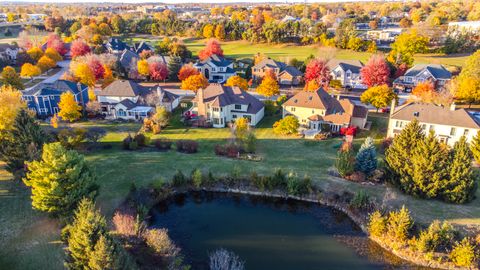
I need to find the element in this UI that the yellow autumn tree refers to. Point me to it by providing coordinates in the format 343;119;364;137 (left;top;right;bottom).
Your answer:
58;92;82;122
137;59;149;77
73;63;96;87
20;63;41;79
180;74;209;91
304;80;320;92
225;75;248;91
0;85;26;138
37;56;56;72
27;47;44;62
256;74;279;97
44;48;63;62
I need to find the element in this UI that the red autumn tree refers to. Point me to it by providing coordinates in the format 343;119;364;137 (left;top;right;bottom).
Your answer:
360;55;391;87
198;39;224;61
393;63;409;79
304;59;330;88
87;57;105;80
46;33;67;56
178;64;200;81
149;62;168;81
70;40;91;58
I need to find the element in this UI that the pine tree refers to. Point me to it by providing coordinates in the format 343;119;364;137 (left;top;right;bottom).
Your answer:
335;148;355;177
411;131;448;198
0;109;45;173
167;55;182;82
387;206;413;243
385;119;424;191
470;131;480;164
88;235;115;270
443;136;477;203
23;142;98;217
355;137;377;176
64;198;107;269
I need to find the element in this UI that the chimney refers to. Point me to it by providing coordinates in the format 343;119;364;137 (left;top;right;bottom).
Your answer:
390;98;396;116
197;87;205;116
450;102;456;111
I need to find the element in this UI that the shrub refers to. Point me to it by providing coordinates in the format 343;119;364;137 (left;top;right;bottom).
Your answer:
191;168;203;188
450;238;477;268
387;206;413;243
85;127;106;144
172;170;187;187
287;174;312;196
416;220;455;253
273;115;299;135
144;228;179;257
271;169;287;189
129;141;138;150
123;135;133;150
350;190;371;210
335;148;355;177
176;140;198;153
214;144;243;158
134;133;148;147
112;212;138;237
244;133;256;153
368;210;387;238
154;139;172;151
209;248;245;270
58;127;87;149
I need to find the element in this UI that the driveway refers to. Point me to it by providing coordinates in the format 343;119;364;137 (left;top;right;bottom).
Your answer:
24;60;70;90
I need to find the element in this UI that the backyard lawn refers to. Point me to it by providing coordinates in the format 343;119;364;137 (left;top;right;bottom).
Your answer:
2;112;480;270
183;38;470;67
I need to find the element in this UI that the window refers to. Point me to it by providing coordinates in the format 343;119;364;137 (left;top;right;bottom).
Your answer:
464;129;470;136
429;125;435;131
232;114;237;118
312;109;315;114
450;127;456;136
346;71;351;78
50;95;55;100
235;104;241;110
213;107;219;112
213;118;220;125
421;124;427;130
291;107;296;112
405;77;413;82
117;109;126;116
395;121;403;128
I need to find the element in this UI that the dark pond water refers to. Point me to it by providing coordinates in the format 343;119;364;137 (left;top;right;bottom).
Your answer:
150;191;432;270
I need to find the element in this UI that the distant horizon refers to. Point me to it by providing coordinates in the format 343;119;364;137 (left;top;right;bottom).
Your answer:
3;0;399;3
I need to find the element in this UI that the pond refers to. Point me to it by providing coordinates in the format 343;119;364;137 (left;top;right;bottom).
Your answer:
150;191;431;270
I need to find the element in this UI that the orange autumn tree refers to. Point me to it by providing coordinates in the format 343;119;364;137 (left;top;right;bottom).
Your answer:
256;72;279;97
58;92;82;122
225;75;248;91
180;74;208;91
20;63;41;79
304;80;320;92
412;81;435;103
178;64;200;81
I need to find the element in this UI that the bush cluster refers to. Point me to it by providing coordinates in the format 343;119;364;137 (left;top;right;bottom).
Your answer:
123;133;149;150
176;140;198;153
153;139;173;151
214;143;243;158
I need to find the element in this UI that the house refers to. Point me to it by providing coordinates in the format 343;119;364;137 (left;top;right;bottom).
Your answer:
133;41;153;54
393;64;452;92
252;58;303;86
194;54;236;83
118;49;140;76
21;80;89;117
106;38;131;54
327;59;366;89
448;21;480;35
0;43;19;64
192;84;265;128
97;80;180;120
282;88;369;132
387;102;480;146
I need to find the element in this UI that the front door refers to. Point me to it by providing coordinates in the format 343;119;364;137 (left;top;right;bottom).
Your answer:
204;69;210;80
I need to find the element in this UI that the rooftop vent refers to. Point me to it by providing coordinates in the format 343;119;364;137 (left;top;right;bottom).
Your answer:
413;112;420;117
294;99;298;103
308;96;313;100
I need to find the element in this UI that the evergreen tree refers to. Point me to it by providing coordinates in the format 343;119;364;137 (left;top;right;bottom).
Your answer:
355;137;377;176
385;119;424;191
335;148;355;177
23;143;98;217
64;198;107;269
387;206;413;243
443;136;477;203
0;109;45;173
411;131;448;198
88;235;115;270
167;55;182;81
470;131;480;164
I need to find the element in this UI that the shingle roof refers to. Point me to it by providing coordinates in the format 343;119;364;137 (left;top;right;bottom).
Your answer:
280;66;303;77
118;98;137;109
196;54;232;67
23;80;87;96
107;38;131;51
253;58;287;70
98;80;152;97
0;43;18;51
193;84;264;114
119;49;139;69
391;103;480;129
404;64;452;80
327;59;363;74
133;41;153;54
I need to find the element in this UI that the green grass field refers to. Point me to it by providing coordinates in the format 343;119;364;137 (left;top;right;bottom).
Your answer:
183;38;470;67
1;112;480;269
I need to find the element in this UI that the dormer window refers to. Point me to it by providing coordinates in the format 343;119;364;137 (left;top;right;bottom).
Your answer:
235;104;241;110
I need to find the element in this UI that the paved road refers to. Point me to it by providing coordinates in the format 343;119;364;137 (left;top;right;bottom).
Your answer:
24;60;70;90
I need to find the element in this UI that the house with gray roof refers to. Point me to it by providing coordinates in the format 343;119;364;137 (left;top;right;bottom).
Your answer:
118;49;140;77
133;41;153;54
327;59;367;89
194;54;236;83
387;102;480;146
97;80;180;120
393;64;452;92
22;80;89;117
106;38;131;54
192;84;264;127
252;58;303;86
0;43;19;65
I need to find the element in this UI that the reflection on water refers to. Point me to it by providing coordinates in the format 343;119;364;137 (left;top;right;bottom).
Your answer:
150;191;433;270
